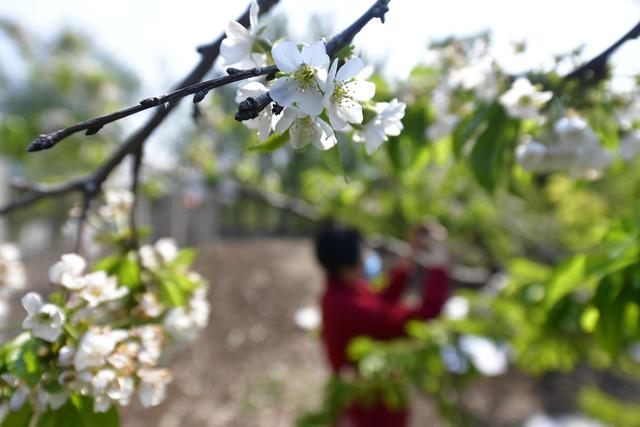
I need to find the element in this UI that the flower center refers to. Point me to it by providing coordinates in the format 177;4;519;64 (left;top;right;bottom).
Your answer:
295;64;316;90
518;94;533;106
330;83;350;105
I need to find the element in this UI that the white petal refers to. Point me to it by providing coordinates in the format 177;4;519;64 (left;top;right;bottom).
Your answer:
22;292;43;316
235;81;268;103
336;57;364;82
221;38;251;65
225;20;250;41
295;87;324;116
289;120;309;149
272;42;303;73
315;119;338;150
327;103;348;130
325;59;339;92
270;77;299;107
344;80;375;101
257;111;273;141
301;41;329;68
274;108;298;134
249;1;259;31
337;98;363;124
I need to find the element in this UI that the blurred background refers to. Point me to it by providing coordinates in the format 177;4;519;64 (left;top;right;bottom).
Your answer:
2;1;640;426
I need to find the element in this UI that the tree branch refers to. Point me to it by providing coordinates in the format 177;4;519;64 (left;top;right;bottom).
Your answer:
565;19;640;83
128;146;143;250
0;0;280;215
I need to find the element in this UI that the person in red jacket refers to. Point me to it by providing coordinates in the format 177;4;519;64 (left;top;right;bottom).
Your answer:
315;223;450;427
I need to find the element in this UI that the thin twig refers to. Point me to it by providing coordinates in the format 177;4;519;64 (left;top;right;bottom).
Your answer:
565;19;640;83
128;147;143;250
74;189;92;255
0;0;280;215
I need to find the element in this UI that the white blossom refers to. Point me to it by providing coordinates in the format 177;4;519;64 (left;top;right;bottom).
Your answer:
516;140;547;171
353;99;405;154
79;271;128;307
270;41;329;116
137;368;172;408
74;329;128;371
49;253;86;289
22;292;65;342
139;292;165;318
274;107;337;150
449;57;498;101
140;238;179;269
427;114;459;141
220;1;266;68
620;130;640;161
99;189;134;221
0;244;26;290
500;78;552;120
58;345;75;367
164;288;210;343
323;57;376;130
235;81;273;141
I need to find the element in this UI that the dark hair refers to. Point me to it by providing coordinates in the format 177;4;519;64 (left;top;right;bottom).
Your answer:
314;221;362;275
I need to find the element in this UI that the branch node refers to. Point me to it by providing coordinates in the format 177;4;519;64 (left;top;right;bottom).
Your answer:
85;125;103;136
226;67;241;75
235;92;273;122
139;97;160;106
193;90;208;104
272;103;284;115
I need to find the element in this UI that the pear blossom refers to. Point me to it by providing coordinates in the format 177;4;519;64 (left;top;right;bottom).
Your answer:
138;368;172;408
427;114;459;141
620;130;640;161
354;99;406;154
99;189;134;221
49;253;86;289
0;244;26;290
323;57;376;130
235;81;273;141
140;238;179;269
21;292;65;342
220;1;267;68
139;292;165;318
35;389;68;411
499;77;553;119
164;288;210;343
449;57;498;101
270;41;329;116
74;328;128;371
274;107;337;150
515;140;547;171
58;345;75;367
79;271;128;307
90;369;135;411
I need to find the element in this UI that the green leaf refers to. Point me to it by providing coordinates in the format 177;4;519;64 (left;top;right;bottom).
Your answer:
92;256;120;274
6;336;43;386
452;103;490;157
71;394;120;427
321;145;344;176
116;257;141;289
469;104;517;193
248;131;289;153
158;278;187;307
173;248;197;268
545;255;586;308
1;402;33;427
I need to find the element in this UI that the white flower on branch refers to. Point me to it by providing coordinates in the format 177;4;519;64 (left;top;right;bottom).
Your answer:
99;189;134;222
220;0;267;68
235;81;273;141
353;99;406;154
324;57;376;130
21;292;65;342
79;271;128;307
137;368;172;408
49;253;86;290
74;328;128;371
0;244;26;290
448;57;498;101
620;130;640;161
499;77;553;120
515;139;547;171
139;292;165;318
140;238;179;269
163;288;210;343
274;107;337;150
270;41;329;116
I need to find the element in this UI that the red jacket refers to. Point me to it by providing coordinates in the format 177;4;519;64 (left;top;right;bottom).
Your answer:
320;264;450;427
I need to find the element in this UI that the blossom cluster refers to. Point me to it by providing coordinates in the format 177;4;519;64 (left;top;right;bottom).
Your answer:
0;192;210;419
422;39;621;180
0;243;26;291
221;0;405;155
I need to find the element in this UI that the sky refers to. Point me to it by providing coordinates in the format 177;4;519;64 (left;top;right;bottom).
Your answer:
2;0;640;167
3;0;640;94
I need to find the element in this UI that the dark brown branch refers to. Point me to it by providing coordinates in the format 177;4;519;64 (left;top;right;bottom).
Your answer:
565;19;640;83
0;0;280;215
235;0;392;122
74;190;92;254
128;146;143;250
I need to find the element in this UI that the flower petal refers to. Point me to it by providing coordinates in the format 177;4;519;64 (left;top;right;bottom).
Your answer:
336;57;364;82
225;20;250;41
301;41;329;68
272;42;303;73
249;0;259;32
270;77;299;107
22;292;43;316
274;108;298;134
344;80;375;101
327;103;348;130
337;98;363;124
221;38;252;65
315;118;338;150
295;87;324;116
289;120;310;149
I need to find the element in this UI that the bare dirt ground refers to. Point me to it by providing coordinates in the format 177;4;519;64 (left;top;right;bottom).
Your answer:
118;239;543;427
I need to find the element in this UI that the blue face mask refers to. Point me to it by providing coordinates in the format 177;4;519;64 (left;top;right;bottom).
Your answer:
364;250;382;280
